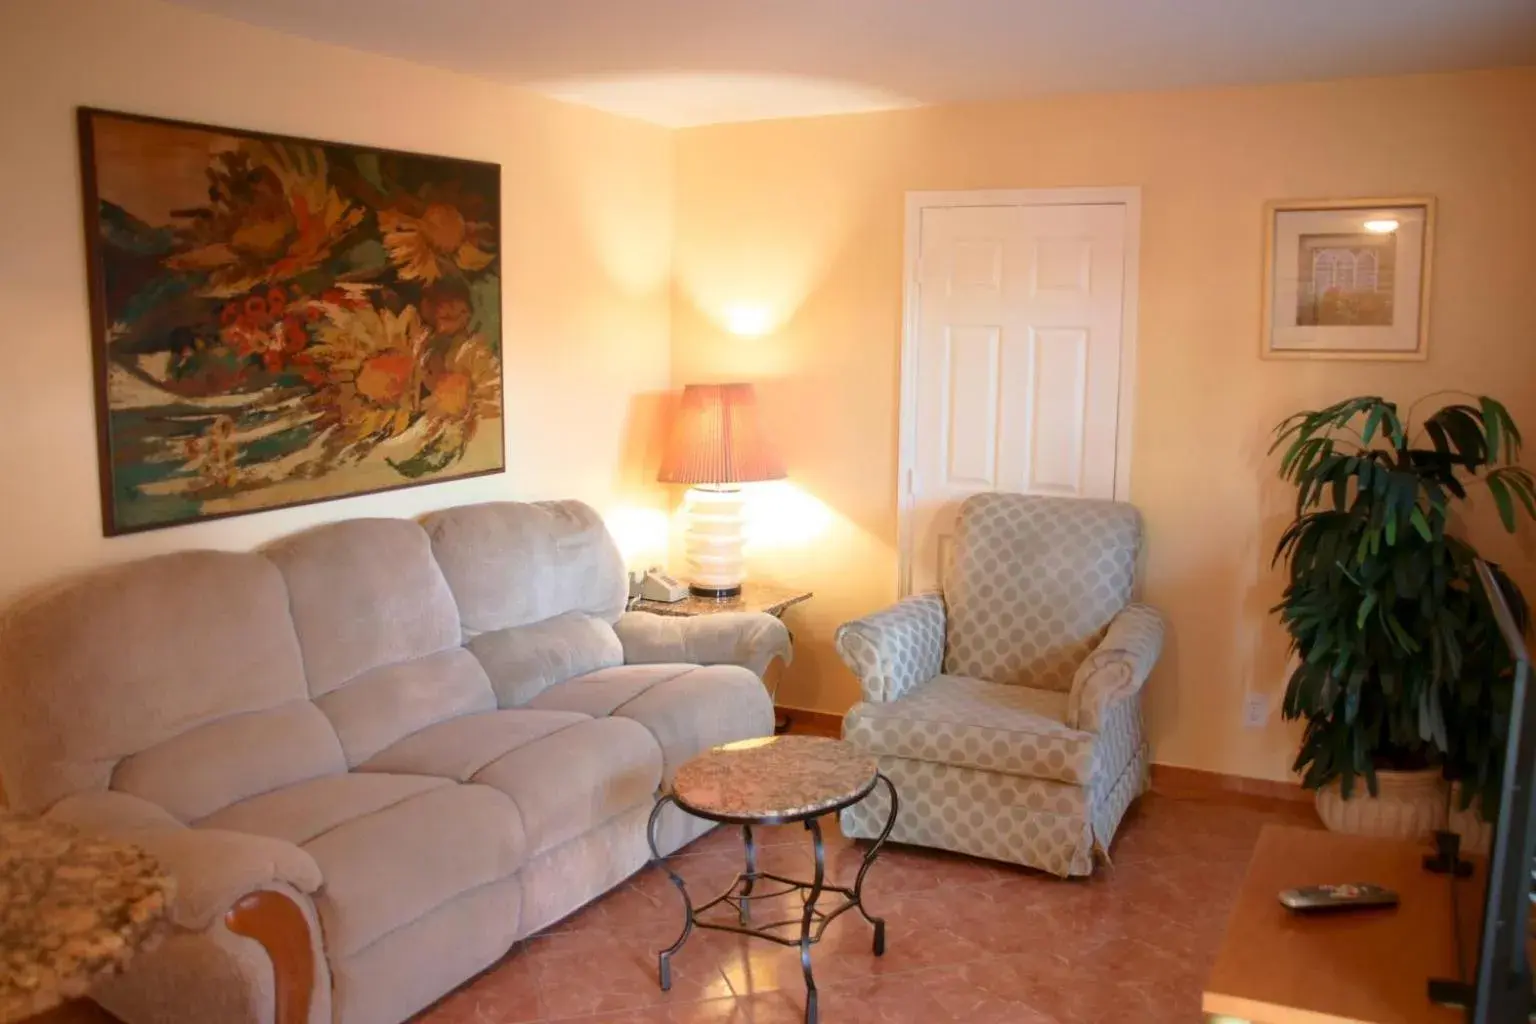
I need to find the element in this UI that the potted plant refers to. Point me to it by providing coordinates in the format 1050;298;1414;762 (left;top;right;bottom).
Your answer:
1271;394;1534;839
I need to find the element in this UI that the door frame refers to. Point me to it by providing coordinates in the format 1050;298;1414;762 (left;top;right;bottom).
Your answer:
896;186;1143;597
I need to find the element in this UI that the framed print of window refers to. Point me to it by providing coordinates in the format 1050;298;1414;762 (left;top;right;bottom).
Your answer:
1261;197;1435;361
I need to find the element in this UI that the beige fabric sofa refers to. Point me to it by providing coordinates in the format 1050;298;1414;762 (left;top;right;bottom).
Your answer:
0;500;784;1024
836;493;1164;877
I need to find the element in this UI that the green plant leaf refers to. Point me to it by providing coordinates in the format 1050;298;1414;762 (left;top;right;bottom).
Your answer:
1409;507;1433;542
1362;404;1383;445
1487;473;1517;531
1356;591;1379;628
1481;396;1503;463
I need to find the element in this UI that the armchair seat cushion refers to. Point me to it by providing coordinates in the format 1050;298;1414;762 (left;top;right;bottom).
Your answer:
843;675;1095;786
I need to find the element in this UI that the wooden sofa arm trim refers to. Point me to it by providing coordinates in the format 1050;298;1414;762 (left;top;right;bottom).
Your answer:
225;891;314;1024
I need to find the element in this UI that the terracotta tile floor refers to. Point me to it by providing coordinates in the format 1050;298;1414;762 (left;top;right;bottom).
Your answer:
416;792;1316;1024
42;789;1316;1024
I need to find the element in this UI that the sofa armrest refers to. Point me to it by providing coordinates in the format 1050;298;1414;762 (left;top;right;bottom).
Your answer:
45;790;323;931
615;610;792;679
834;592;946;704
1066;603;1166;732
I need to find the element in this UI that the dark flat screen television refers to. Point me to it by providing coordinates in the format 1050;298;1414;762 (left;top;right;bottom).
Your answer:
1460;559;1535;1022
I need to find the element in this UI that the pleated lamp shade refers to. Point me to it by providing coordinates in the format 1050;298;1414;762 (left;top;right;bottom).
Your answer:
658;383;786;486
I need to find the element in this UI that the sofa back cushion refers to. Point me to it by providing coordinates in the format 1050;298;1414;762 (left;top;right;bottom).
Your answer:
422;501;628;635
943;493;1141;692
266;518;496;764
0;551;336;814
467;612;624;707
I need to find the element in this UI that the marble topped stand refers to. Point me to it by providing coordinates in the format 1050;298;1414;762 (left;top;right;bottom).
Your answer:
0;814;172;1024
645;736;899;1024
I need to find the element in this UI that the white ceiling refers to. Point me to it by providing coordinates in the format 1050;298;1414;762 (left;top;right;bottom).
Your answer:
170;0;1536;127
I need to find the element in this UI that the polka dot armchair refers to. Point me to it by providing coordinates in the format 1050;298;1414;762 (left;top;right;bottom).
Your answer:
835;493;1164;876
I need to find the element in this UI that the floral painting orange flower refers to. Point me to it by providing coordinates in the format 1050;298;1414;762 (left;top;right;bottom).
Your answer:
165;143;366;297
80;109;503;534
379;201;496;283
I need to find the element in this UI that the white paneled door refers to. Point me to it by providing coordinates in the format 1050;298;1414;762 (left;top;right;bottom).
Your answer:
904;198;1132;595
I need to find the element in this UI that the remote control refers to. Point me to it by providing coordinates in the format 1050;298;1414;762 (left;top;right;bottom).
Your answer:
1278;883;1399;913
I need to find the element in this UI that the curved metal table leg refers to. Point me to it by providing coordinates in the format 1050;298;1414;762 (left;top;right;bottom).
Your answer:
740;824;756;925
799;816;827;1024
643;771;898;1023
852;773;899;955
647;794;692;992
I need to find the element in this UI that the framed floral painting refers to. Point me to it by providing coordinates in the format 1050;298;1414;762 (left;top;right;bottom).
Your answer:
1261;197;1435;361
78;108;504;535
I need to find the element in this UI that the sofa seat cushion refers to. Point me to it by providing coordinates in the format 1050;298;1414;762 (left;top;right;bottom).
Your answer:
300;782;526;958
524;663;694;717
473;716;662;858
197;772;452;844
357;709;589;781
597;664;775;786
843;675;1094;786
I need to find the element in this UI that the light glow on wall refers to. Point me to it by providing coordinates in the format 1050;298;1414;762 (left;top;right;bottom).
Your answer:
604;505;671;570
742;480;834;551
725;305;774;337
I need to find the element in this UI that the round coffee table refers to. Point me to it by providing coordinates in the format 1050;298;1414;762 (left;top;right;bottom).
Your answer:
645;735;899;1024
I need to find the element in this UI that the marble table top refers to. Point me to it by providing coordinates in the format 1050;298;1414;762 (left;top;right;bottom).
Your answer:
0;813;173;1024
672;735;878;821
633;581;811;618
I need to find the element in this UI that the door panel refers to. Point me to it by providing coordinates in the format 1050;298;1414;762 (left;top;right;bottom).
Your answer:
907;201;1128;595
943;325;1000;488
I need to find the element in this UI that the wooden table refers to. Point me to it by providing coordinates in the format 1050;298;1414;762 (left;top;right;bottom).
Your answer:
1203;824;1479;1024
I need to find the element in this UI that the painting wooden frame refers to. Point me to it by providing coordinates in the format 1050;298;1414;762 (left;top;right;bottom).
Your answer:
78;107;504;535
1261;196;1435;362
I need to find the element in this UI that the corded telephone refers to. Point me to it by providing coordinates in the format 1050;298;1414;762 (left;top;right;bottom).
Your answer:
632;567;688;603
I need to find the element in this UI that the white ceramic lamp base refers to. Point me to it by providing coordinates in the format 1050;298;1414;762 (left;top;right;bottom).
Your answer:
683;485;747;597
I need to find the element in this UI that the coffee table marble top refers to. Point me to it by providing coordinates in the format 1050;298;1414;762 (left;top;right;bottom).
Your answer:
672;735;878;821
0;812;173;1024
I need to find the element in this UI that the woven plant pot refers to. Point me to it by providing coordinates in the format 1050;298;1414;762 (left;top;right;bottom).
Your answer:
1314;768;1448;839
1447;783;1493;855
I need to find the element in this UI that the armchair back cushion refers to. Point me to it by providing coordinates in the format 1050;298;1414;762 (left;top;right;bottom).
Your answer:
943;493;1141;691
0;551;333;815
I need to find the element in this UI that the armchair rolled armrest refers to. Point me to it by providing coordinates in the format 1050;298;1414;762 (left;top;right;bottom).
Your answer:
615;610;792;679
45;790;323;931
1067;603;1166;732
834;591;946;704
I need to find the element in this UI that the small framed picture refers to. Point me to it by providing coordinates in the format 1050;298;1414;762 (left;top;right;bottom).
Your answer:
1261;197;1435;360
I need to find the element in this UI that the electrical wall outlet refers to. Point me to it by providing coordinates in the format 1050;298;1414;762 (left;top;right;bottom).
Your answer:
1242;694;1269;729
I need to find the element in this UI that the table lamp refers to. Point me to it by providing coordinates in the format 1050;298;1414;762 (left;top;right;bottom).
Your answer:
658;383;785;598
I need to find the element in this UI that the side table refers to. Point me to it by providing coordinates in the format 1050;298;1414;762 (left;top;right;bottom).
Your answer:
646;735;898;1024
632;580;811;731
0;813;173;1023
631;580;811;619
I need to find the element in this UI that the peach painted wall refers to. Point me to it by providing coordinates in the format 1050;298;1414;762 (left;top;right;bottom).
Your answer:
672;69;1536;782
0;0;675;609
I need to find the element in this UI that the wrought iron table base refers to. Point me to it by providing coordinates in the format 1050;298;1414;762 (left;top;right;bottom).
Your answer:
645;774;899;1024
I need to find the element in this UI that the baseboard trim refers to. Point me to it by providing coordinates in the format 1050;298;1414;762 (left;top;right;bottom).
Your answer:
775;705;842;737
1149;763;1312;804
